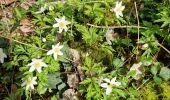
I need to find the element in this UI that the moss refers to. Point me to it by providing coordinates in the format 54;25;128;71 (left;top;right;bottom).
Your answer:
160;82;170;99
139;82;158;100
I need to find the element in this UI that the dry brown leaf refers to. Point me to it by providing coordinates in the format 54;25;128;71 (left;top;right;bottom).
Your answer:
11;84;21;100
19;18;34;33
63;89;76;100
20;0;35;10
0;7;13;22
69;49;85;81
69;49;81;66
76;65;85;81
67;73;79;88
0;0;16;5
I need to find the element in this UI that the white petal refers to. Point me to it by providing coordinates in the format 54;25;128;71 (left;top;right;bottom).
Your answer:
119;13;123;17
37;67;42;73
111;77;116;84
116;14;120;18
53;23;59;27
114;82;121;86
21;81;26;86
30;84;34;90
66;21;71;25
58;28;63;33
58;45;63;49
103;78;111;83
55;18;60;22
121;6;125;10
57;51;63;55
0;58;4;63
47;50;53;55
61;16;65;21
106;39;112;45
100;83;108;88
106;87;112;95
64;27;68;32
33;77;37;81
53;54;58;60
29;66;35;72
41;62;47;67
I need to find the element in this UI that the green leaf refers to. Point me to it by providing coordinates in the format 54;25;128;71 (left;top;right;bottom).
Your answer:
127;70;136;77
58;83;66;90
159;67;170;81
141;57;152;66
48;74;62;89
150;65;158;76
112;58;124;68
153;76;162;85
51;95;57;100
37;84;47;94
112;88;127;98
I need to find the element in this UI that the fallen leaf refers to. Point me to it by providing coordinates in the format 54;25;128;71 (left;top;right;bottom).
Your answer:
0;0;16;5
69;49;81;66
67;73;79;88
63;89;76;100
20;0;35;10
19;18;34;34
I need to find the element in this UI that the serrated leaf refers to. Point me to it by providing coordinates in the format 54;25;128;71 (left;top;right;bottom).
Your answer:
112;88;127;98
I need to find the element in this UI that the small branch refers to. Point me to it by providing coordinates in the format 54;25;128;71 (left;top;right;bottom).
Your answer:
0;34;48;52
158;43;170;54
134;2;140;60
137;78;150;90
87;23;145;29
0;34;74;62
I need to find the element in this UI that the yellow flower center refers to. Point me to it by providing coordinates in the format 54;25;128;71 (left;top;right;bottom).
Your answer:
117;7;122;13
27;79;33;85
107;33;112;38
34;62;40;69
55;48;60;53
59;21;65;28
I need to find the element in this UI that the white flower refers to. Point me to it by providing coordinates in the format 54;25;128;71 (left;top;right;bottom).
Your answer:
53;16;71;33
100;77;121;95
0;48;7;63
130;62;142;80
105;29;114;45
110;1;125;18
22;77;37;90
28;59;47;73
47;43;63;60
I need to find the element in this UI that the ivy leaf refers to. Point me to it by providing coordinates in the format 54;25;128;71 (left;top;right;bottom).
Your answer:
58;83;66;90
159;67;170;81
112;58;124;68
48;74;62;89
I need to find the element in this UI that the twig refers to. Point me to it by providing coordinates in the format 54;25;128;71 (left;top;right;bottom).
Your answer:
0;34;48;52
134;2;140;60
87;23;145;29
0;34;74;62
137;78;150;90
158;43;170;54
